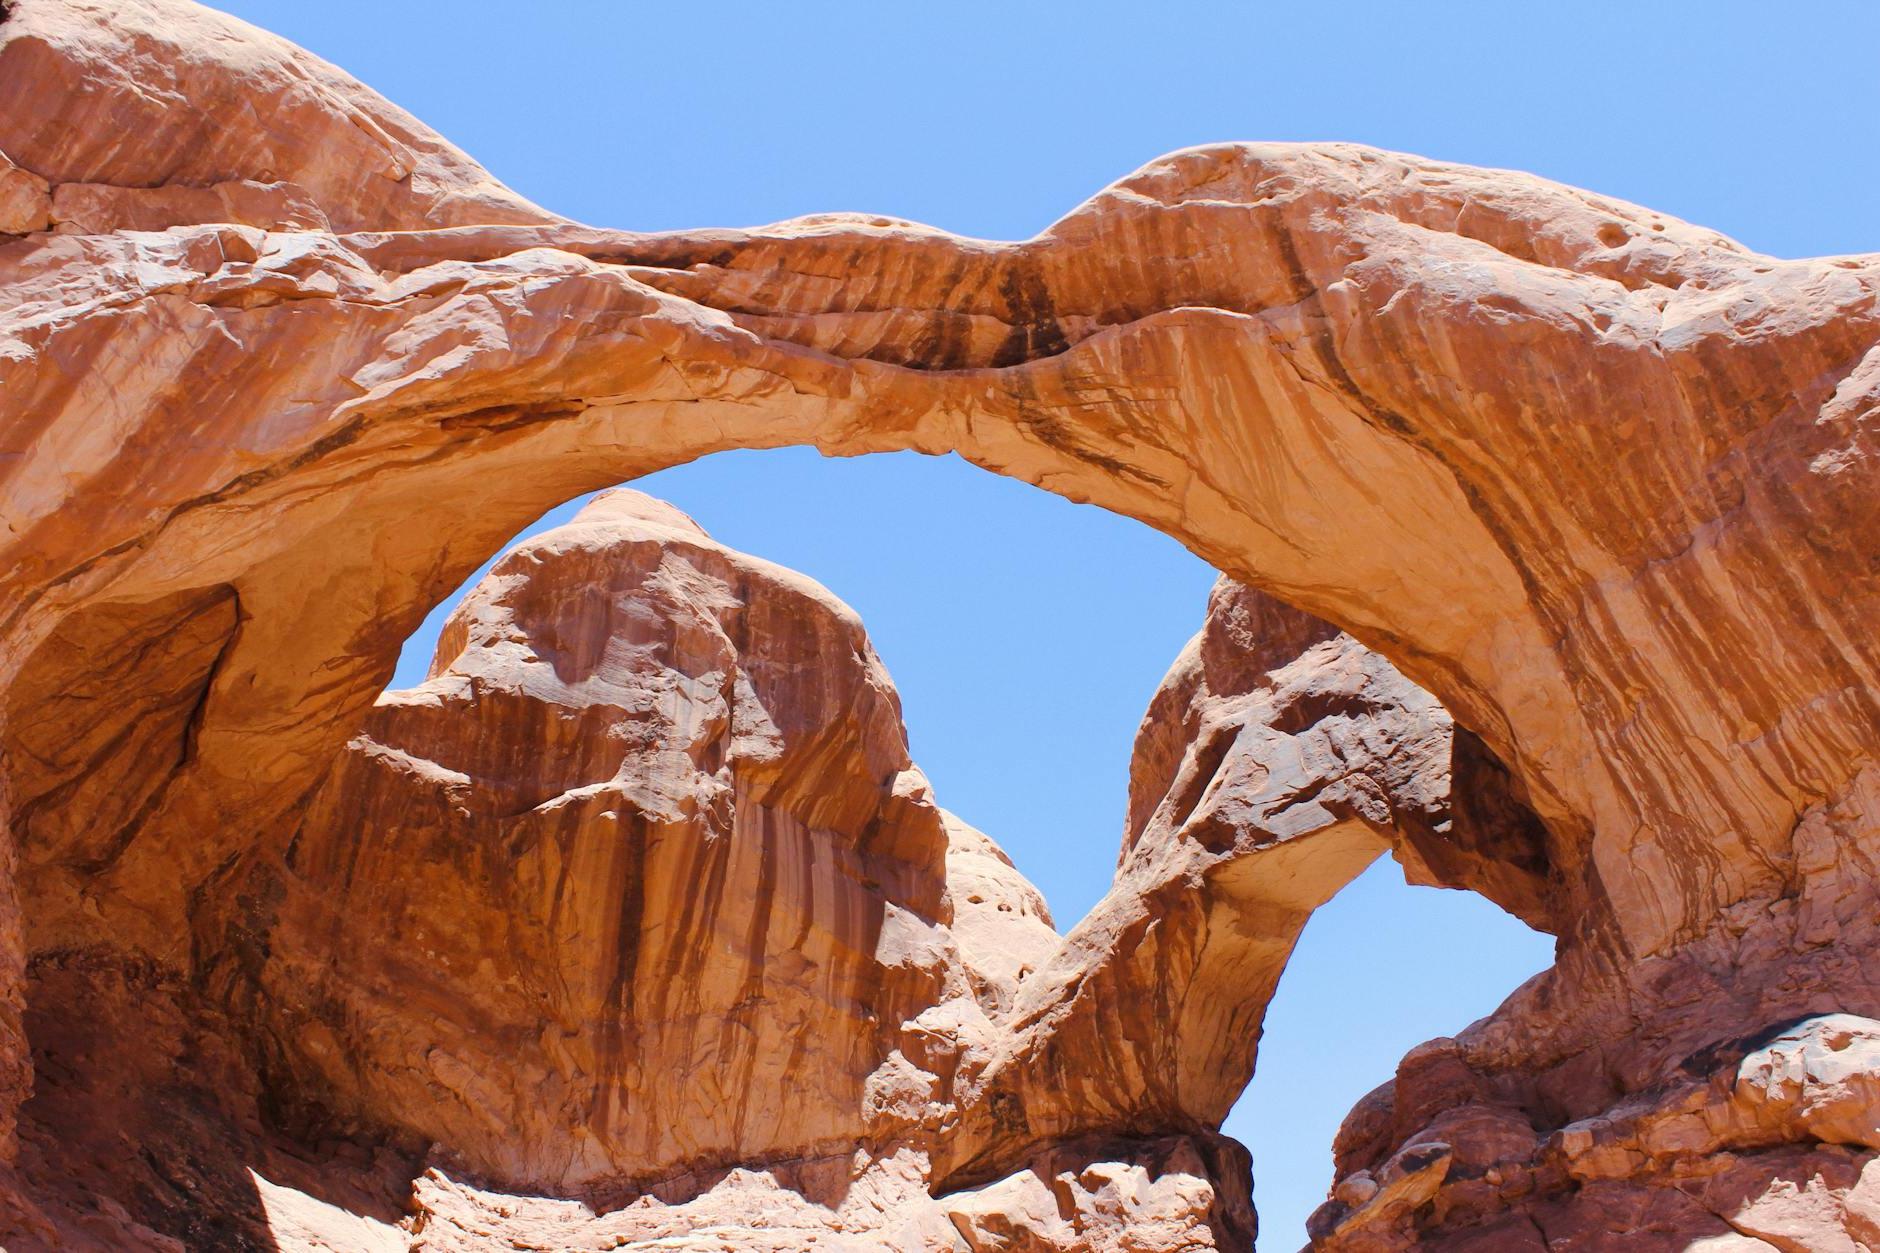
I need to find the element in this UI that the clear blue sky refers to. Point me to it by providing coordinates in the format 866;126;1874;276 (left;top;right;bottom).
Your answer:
214;3;1876;1246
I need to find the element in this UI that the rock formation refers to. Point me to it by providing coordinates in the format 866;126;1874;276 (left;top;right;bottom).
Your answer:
2;0;1878;1247
207;489;965;1195
3;488;1272;1250
939;580;1458;1188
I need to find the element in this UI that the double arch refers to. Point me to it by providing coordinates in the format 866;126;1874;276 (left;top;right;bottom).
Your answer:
3;0;1878;1237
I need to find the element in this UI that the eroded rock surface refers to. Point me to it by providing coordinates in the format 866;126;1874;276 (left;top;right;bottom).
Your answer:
202;489;963;1193
940;580;1462;1188
2;492;1261;1250
1312;1013;1880;1251
3;0;1879;1247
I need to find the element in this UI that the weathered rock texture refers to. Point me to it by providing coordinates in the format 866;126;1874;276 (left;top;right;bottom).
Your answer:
940;579;1459;1187
3;488;1263;1250
207;489;966;1193
2;0;1879;1247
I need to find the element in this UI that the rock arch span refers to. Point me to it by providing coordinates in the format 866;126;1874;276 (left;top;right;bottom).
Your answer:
2;0;1878;1247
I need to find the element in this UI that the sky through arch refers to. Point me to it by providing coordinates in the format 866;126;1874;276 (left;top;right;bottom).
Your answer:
389;446;1556;1247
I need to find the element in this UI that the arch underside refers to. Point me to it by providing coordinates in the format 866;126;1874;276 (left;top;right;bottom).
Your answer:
2;0;1880;1247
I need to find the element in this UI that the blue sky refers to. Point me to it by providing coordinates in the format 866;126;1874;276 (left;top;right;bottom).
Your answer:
215;3;1875;1245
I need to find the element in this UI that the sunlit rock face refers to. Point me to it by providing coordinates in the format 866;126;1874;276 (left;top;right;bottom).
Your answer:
1312;1012;1880;1252
3;0;1880;1247
937;580;1464;1189
199;490;963;1192
0;487;1265;1250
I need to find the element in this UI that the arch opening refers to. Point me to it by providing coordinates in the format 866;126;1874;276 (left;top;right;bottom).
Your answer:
7;7;1877;1244
1231;858;1554;1248
329;445;1555;1239
387;447;1220;929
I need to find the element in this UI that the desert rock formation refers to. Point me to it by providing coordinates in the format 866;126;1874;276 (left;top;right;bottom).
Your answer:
208;489;965;1194
2;0;1879;1247
939;579;1459;1188
5;487;1273;1251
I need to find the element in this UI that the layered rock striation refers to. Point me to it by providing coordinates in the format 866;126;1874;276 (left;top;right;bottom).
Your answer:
939;580;1461;1188
2;0;1879;1247
4;490;1276;1250
205;489;965;1194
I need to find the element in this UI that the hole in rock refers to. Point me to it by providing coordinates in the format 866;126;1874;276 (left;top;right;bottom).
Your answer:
389;447;1215;928
382;445;1556;1238
1230;858;1554;1249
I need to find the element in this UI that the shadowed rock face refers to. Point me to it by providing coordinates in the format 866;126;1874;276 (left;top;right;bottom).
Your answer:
2;0;1879;1247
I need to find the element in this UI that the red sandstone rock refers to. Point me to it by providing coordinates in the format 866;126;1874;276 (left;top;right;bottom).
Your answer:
939;580;1459;1189
0;150;49;234
3;489;1258;1250
3;0;1879;1248
204;489;963;1193
0;0;552;233
944;811;1060;1020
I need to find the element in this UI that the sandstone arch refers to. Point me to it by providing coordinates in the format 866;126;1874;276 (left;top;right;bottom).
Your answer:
3;0;1879;1247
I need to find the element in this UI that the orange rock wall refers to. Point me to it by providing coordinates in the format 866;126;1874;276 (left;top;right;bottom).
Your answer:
3;0;1878;1247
